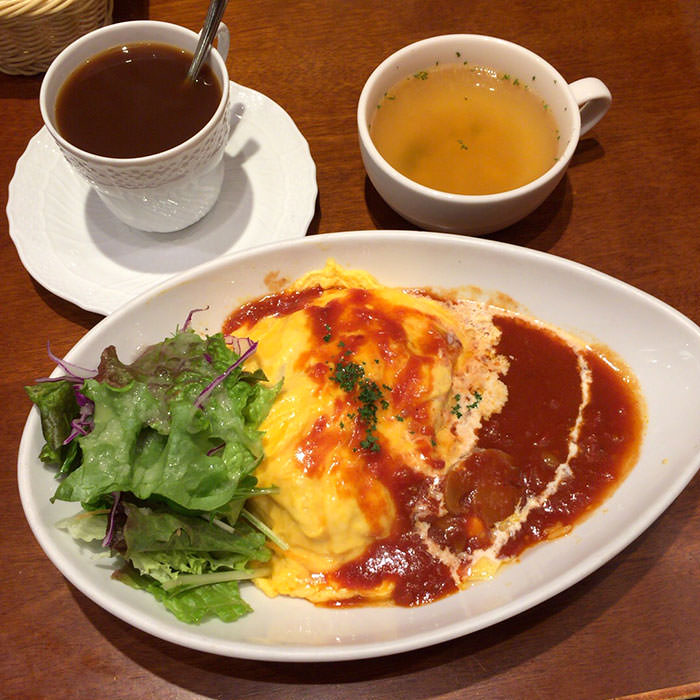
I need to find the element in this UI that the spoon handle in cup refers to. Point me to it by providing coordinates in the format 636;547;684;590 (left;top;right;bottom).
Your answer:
187;0;229;82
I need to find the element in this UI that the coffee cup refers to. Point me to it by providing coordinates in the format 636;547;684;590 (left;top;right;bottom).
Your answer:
40;20;231;233
357;34;612;235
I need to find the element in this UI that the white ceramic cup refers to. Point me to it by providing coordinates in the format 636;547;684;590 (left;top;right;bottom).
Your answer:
40;20;231;233
357;34;612;235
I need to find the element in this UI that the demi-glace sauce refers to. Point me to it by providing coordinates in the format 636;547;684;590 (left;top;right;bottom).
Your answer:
224;293;643;608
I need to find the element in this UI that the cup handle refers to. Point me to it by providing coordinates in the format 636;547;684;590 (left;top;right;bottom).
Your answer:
568;78;612;136
215;22;230;62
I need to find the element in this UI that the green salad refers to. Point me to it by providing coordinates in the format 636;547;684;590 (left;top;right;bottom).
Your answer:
25;315;282;624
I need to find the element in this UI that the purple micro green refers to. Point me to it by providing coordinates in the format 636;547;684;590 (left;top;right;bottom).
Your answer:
182;306;210;331
193;338;258;410
36;342;97;383
102;491;122;548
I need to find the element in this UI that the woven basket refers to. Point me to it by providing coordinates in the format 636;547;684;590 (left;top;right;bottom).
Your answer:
0;0;113;75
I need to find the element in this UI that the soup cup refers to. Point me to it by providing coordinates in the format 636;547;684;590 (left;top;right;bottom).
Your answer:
40;20;231;233
357;34;612;235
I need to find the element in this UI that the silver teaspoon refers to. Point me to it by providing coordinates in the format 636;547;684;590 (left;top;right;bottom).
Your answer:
186;0;230;82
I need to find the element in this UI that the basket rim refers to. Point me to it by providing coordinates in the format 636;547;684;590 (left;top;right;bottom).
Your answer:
0;0;111;21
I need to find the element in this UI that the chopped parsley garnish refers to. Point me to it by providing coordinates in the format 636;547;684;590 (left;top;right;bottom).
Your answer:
451;390;483;418
331;358;365;392
330;353;388;453
357;377;385;452
414;70;429;80
465;390;483;410
360;433;379;451
451;393;463;418
322;323;332;342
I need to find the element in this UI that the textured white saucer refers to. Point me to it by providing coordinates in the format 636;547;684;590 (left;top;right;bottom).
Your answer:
7;83;317;315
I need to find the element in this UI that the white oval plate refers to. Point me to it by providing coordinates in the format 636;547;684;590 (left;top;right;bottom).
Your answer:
7;83;317;315
18;231;700;662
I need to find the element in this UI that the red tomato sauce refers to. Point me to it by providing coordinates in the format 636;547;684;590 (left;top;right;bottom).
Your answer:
223;286;324;330
332;315;642;605
224;289;643;608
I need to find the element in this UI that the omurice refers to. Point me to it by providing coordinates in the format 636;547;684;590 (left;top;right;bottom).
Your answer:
223;261;644;607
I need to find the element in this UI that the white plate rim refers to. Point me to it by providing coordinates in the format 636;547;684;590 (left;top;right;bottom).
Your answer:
17;230;700;662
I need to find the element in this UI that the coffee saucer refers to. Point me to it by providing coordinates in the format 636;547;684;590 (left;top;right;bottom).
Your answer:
7;83;317;315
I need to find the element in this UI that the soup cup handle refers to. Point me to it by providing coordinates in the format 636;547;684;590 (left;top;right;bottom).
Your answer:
214;22;230;62
568;78;612;136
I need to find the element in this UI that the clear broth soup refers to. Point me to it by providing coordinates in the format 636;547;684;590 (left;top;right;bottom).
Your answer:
369;63;560;195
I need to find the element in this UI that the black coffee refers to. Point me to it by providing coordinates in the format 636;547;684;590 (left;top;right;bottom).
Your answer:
55;42;222;158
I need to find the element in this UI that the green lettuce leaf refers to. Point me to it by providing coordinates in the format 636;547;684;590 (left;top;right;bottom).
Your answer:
122;503;271;559
56;509;109;542
128;550;247;585
27;326;282;625
25;380;79;468
51;330;281;511
114;565;253;624
121;504;270;584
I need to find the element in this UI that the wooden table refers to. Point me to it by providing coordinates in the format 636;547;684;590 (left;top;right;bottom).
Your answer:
2;1;699;698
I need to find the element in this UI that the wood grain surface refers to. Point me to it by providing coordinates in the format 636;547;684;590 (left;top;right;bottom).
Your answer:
1;1;699;698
